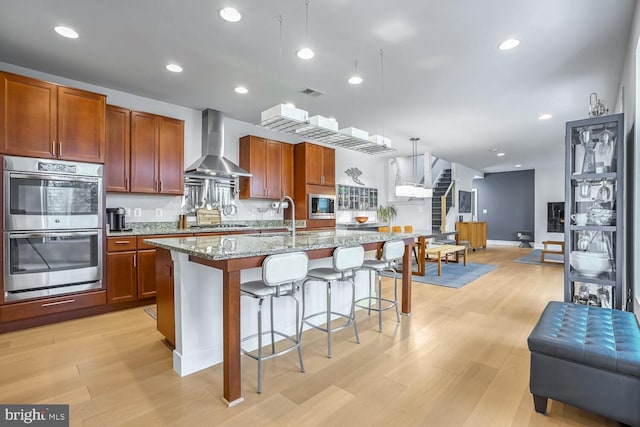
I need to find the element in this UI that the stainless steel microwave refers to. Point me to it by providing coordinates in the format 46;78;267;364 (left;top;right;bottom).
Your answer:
308;193;336;219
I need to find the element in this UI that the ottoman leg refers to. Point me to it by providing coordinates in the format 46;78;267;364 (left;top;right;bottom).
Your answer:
533;394;548;414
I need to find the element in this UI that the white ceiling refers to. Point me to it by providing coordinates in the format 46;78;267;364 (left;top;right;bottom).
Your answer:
0;0;635;172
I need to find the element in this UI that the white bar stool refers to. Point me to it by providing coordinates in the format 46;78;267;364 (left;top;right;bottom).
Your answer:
356;240;403;332
301;245;365;358
240;251;309;394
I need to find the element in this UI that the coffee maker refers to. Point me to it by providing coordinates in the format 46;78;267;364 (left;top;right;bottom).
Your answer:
106;207;126;231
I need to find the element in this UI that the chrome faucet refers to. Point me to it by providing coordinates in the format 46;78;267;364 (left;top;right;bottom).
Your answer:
277;195;295;238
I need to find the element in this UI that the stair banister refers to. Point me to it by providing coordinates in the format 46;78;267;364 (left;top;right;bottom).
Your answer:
440;181;455;233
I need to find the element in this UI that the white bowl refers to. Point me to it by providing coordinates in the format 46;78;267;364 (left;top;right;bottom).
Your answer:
570;254;609;276
571;251;608;259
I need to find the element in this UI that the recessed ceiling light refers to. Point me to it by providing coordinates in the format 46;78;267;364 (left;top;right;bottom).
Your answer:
296;47;315;60
54;26;79;39
166;63;183;73
284;103;295;108
348;75;363;85
514;164;523;168
539;113;553;120
498;38;520;51
219;7;241;22
497;152;505;157
234;86;248;94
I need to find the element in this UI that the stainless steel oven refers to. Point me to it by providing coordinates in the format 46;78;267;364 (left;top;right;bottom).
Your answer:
308;193;336;219
2;156;104;301
4;156;103;230
3;230;103;301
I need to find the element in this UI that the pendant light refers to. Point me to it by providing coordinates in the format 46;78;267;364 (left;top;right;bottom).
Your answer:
395;137;433;198
296;1;314;60
348;59;363;85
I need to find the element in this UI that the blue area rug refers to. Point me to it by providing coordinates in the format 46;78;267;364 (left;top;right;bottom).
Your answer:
381;262;498;289
514;249;563;266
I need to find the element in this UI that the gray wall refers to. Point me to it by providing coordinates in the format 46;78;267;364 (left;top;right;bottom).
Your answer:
473;170;535;241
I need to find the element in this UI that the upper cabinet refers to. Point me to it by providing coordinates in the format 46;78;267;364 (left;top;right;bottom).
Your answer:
295;142;335;187
239;135;293;200
105;105;131;192
0;71;105;162
106;107;184;195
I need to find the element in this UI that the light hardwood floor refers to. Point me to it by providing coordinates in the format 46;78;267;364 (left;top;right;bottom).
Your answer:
0;246;621;426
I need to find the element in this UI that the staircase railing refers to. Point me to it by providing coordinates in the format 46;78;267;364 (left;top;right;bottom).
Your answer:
440;181;455;233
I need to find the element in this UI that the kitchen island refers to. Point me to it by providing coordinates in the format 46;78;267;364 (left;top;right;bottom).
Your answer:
145;229;416;406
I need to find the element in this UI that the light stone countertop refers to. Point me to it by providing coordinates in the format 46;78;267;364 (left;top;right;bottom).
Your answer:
144;229;417;261
105;220;306;237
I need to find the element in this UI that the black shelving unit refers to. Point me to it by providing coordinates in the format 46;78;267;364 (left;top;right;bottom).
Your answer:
564;113;624;309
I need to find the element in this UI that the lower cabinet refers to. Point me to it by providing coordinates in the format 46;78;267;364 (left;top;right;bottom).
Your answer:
155;248;175;347
106;235;184;304
0;291;106;323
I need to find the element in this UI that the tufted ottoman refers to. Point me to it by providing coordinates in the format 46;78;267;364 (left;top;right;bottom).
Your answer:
527;301;640;426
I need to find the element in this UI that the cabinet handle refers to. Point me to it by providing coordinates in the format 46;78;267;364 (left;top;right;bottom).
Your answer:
155;181;159;191
42;299;75;307
133;254;137;268
159;181;162;192
52;140;56;156
167;265;173;276
58;142;62;157
114;240;131;244
125;177;129;190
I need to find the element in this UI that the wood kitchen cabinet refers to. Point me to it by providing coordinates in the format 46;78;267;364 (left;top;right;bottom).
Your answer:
130;111;184;195
295;142;335;186
239;135;293;200
105;105;131;191
0;71;105;162
105;235;183;304
455;221;487;250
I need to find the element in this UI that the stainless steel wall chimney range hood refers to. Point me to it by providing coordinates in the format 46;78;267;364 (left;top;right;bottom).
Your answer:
184;109;252;178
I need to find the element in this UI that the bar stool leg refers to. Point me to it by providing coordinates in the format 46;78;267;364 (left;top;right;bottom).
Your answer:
377;271;383;332
327;282;332;358
294;295;305;373
270;297;276;354
393;270;400;323
350;277;360;343
367;270;373;315
257;298;264;394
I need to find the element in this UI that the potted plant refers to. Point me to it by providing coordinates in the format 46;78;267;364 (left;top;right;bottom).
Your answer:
377;204;397;225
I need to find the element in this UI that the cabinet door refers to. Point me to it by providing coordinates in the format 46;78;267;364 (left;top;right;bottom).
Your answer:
322;147;335;186
0;72;57;158
155;248;175;347
281;143;294;197
239;136;267;199
157;116;184;195
305;143;324;185
105;105;131;192
265;140;282;199
107;252;137;303
57;86;105;162
130;111;158;193
137;249;157;299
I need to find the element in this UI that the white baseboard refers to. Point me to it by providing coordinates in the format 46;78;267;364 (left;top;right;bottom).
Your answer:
486;240;522;247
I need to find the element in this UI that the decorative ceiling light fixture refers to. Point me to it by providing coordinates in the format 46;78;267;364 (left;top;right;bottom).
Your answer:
296;1;314;60
219;7;241;22
395;137;433;198
54;26;79;39
166;63;183;73
348;59;363;85
498;38;520;51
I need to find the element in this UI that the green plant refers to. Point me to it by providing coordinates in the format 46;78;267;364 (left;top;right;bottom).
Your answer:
377;204;398;224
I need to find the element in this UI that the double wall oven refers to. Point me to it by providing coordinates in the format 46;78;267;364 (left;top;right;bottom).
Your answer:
3;156;103;302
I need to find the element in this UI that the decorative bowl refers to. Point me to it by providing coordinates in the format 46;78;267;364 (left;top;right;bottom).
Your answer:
355;216;369;223
570;252;609;277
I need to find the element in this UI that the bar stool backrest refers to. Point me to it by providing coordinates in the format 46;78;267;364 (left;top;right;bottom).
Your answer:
263;252;309;286
391;226;402;233
333;246;365;272
382;240;405;262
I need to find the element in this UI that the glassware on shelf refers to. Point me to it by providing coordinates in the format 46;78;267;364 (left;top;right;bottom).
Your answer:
579;128;597;174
